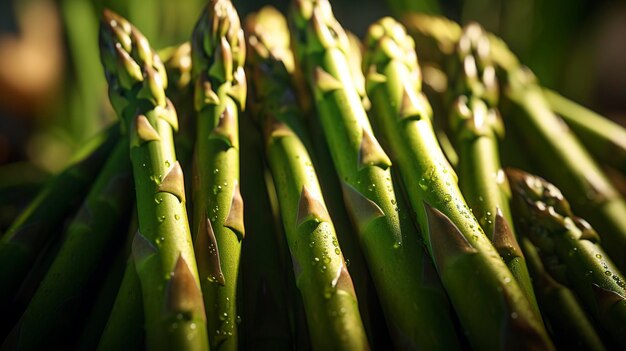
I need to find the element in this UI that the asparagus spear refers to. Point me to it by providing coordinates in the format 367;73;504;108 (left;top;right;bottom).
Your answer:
505;69;626;272
99;10;208;350
7;138;132;349
520;237;606;351
190;1;246;349
363;17;554;350
246;8;369;349
0;124;120;310
401;12;626;274
507;168;626;348
543;88;626;174
448;23;539;314
290;2;460;349
315;27;389;347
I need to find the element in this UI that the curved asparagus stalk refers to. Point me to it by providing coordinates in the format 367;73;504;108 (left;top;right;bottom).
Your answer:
543;88;626;174
246;8;370;350
99;10;208;351
289;2;460;349
7;138;133;349
363;17;554;350
505;69;626;272
190;1;246;349
507;168;626;348
520;237;606;351
448;24;539;314
0;124;120;311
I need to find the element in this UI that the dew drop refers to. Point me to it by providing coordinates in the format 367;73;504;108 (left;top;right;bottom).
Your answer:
419;177;428;190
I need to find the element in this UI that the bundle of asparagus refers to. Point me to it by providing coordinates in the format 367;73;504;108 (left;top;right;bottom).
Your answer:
1;0;625;350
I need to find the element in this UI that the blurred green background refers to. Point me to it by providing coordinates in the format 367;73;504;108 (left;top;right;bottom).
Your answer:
0;0;625;222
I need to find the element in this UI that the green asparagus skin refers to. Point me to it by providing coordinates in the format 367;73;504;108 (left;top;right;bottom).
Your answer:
97;261;145;351
363;17;554;350
401;11;626;274
0;124;120;311
95;210;144;351
190;1;246;349
7;138;132;349
505;69;626;272
543;88;626;174
78;210;138;351
99;10;208;351
290;2;460;349
507;168;626;348
318;27;389;346
448;24;539;314
246;7;369;350
520;237;606;351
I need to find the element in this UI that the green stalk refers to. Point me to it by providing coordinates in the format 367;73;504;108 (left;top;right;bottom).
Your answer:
290;2;460;349
8;138;132;349
78;210;138;351
99;10;208;350
543;88;626;174
401;12;626;275
0;123;120;312
97;261;144;351
505;69;626;272
448;24;539;315
520;237;606;351
363;17;553;350
246;8;369;349
507;168;626;348
161;42;195;212
314;28;386;346
190;1;246;349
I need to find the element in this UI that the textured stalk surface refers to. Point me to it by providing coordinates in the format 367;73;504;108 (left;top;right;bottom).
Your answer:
190;1;247;349
521;237;606;351
247;7;370;350
448;24;538;314
290;2;460;349
364;17;553;350
508;169;626;348
100;10;208;350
